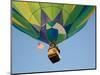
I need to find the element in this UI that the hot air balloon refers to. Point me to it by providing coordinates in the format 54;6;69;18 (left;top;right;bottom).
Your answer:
12;1;95;63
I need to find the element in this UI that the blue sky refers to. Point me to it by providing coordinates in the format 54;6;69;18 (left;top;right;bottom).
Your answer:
12;12;96;74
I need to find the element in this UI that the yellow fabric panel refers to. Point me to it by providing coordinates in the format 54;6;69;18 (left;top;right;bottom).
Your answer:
12;2;40;26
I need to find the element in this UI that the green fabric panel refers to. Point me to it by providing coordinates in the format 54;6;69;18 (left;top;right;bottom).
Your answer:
42;7;61;20
62;10;69;25
68;22;87;38
63;4;75;13
42;7;52;20
63;4;75;25
40;3;52;7
13;24;39;39
56;34;65;44
48;21;56;27
12;17;28;30
71;7;95;29
12;2;32;19
31;9;41;25
28;2;40;11
28;3;41;24
56;4;64;9
12;9;32;30
12;9;39;36
65;5;84;26
40;3;63;8
46;24;51;29
52;7;61;20
68;6;95;37
12;1;40;25
40;3;63;20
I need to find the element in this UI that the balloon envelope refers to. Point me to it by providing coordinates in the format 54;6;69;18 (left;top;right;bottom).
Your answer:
12;1;95;44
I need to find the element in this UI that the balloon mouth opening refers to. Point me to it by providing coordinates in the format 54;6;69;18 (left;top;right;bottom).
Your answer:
48;42;60;63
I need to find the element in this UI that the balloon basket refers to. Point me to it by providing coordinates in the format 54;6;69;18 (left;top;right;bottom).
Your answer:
48;42;60;63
